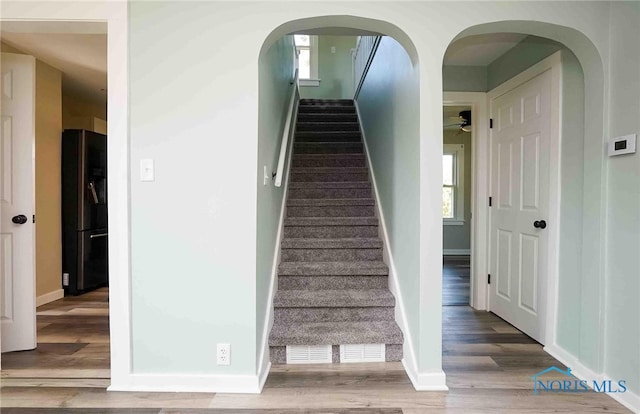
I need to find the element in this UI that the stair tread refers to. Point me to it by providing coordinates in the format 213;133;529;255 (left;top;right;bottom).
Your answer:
269;320;403;346
287;198;374;206
281;238;382;249
285;217;377;226
289;181;370;189
279;261;389;275
274;289;394;308
291;167;367;173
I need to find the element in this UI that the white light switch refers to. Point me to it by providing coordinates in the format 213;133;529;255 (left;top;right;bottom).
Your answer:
263;165;269;186
140;159;154;182
331;46;336;54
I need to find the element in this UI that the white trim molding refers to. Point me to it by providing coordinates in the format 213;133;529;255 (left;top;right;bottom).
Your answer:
355;101;448;392
443;92;488;311
108;373;264;394
545;344;640;413
36;289;64;307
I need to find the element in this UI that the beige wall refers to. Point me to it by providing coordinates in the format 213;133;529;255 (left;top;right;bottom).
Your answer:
2;42;63;298
62;93;107;133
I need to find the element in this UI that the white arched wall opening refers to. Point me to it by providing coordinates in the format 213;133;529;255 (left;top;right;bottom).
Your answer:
441;21;607;376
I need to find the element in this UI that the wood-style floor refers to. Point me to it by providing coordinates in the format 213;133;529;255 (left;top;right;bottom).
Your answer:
443;256;470;306
0;286;630;413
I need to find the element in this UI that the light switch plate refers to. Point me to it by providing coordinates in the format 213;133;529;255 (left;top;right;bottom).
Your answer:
140;159;154;181
608;134;636;157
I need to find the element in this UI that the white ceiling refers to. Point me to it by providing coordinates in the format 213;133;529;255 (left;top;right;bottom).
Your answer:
444;33;527;66
1;21;107;106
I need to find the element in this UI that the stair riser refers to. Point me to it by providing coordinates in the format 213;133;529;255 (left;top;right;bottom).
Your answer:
297;123;359;132
278;275;388;290
296;135;361;143
290;172;368;182
288;188;372;199
298;114;358;122
274;307;395;323
281;248;382;262
295;144;363;154
292;157;366;168
298;106;355;114
287;205;375;217
284;225;378;238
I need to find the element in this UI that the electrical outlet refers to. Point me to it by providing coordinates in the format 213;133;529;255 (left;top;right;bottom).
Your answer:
217;343;231;365
62;273;69;287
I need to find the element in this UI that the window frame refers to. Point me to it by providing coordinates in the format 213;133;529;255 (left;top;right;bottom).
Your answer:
294;34;320;86
443;143;465;225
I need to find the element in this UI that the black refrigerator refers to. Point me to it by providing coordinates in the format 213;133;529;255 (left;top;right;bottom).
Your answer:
62;130;108;295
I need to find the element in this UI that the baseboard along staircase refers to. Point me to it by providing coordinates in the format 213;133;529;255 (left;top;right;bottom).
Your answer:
269;98;403;364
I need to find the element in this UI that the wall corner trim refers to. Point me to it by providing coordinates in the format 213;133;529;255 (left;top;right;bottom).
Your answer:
545;344;640;413
36;289;64;307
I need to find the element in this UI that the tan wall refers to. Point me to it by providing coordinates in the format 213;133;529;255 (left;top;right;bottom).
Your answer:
35;60;63;297
62;93;107;132
2;42;63;298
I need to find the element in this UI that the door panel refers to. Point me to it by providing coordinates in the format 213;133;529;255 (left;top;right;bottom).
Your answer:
490;69;551;343
0;53;36;353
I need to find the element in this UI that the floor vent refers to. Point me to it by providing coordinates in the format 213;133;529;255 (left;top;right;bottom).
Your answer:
286;345;332;364
340;344;385;363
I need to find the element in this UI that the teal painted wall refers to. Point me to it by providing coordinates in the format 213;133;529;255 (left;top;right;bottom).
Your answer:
256;35;296;365
604;2;640;395
443;65;487;92
356;36;421;367
300;35;357;100
443;129;472;251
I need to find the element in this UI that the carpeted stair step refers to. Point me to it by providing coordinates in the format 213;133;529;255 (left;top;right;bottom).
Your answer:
269;320;403;347
300;98;354;106
292;154;366;168
288;182;371;199
284;217;378;239
273;289;395;308
297;122;359;132
278;261;388;276
278;274;388;290
296;131;361;140
290;167;368;183
298;105;356;114
287;198;375;217
274;306;395;323
295;142;363;154
298;113;358;123
281;238;382;262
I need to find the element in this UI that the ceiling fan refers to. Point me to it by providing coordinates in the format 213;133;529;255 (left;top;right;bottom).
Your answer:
444;110;472;133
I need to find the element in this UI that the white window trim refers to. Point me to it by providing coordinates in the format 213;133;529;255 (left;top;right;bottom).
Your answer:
296;35;320;86
443;143;464;225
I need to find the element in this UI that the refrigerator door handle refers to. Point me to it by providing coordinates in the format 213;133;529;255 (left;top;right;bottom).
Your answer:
90;233;108;239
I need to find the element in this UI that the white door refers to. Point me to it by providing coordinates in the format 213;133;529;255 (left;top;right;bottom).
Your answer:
0;53;37;353
489;69;552;344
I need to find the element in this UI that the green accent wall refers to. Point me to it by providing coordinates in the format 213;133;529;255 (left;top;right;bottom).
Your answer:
300;35;357;100
256;35;296;366
356;36;422;369
443;65;487;92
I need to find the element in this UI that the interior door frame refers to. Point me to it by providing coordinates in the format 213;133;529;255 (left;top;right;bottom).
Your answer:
0;1;130;390
486;51;562;346
443;92;489;310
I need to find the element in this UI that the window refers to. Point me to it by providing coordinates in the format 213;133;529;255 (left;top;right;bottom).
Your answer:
443;144;464;225
294;34;319;86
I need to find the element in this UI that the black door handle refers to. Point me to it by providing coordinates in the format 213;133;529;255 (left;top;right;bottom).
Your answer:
533;220;547;229
12;214;28;224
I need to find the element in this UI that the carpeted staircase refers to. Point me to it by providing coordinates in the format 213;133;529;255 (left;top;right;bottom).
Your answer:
269;98;403;364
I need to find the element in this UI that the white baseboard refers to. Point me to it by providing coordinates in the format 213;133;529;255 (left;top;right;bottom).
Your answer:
443;249;471;256
36;289;64;307
545;344;640;413
355;101;446;392
108;373;263;393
